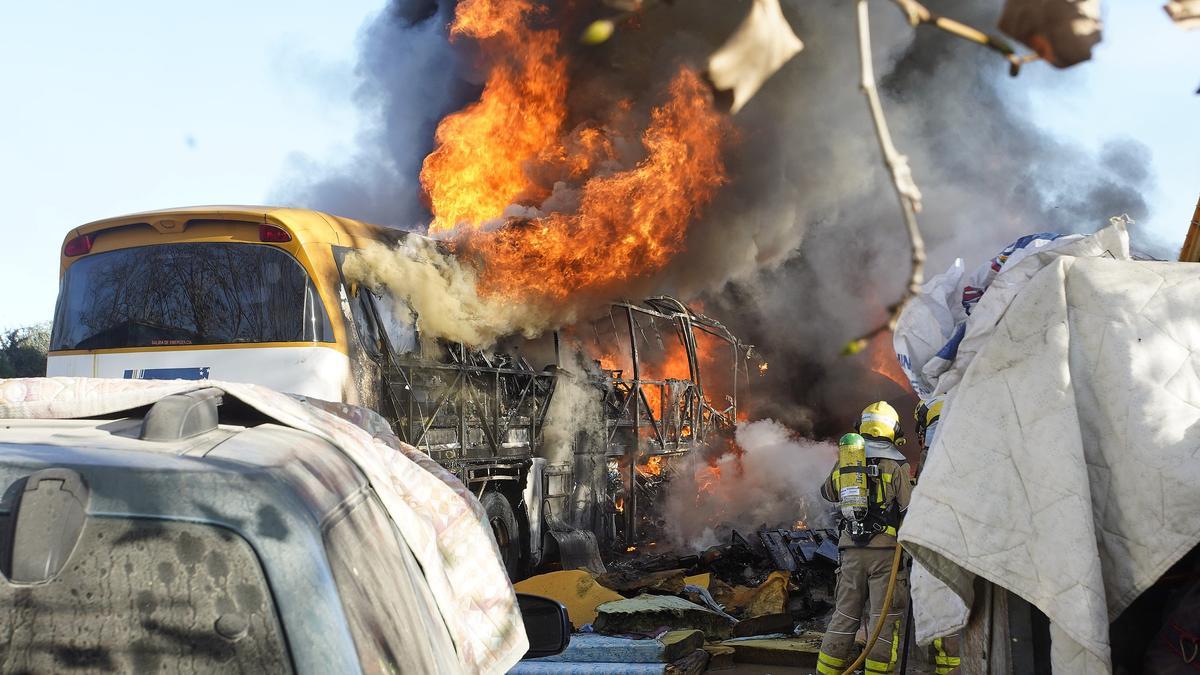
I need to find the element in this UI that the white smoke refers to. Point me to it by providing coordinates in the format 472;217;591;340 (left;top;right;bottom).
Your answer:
663;418;837;550
342;238;569;346
541;360;605;466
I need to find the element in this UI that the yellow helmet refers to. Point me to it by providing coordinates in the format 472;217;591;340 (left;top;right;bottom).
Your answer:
915;397;944;432
915;396;944;445
856;401;902;442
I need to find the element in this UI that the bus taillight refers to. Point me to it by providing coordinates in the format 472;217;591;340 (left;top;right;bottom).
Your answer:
64;234;94;256
259;224;292;243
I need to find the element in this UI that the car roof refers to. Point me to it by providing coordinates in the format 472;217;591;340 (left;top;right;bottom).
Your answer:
0;416;366;524
0;412;373;673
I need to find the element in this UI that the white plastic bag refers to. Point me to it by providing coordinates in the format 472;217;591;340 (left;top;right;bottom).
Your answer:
894;233;1084;398
893;260;966;399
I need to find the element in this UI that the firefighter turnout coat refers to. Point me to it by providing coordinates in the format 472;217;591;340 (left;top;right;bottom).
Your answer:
817;448;914;675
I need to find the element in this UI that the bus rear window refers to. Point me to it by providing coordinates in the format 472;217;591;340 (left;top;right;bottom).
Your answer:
51;243;334;351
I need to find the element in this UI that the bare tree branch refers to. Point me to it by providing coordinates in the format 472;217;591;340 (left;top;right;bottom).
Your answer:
889;0;1040;75
843;0;926;356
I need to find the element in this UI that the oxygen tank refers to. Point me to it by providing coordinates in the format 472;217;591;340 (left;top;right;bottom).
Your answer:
837;433;869;536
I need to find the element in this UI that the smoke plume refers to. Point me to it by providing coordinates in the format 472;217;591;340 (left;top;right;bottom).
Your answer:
278;0;1157;437
663;419;838;550
343;239;564;345
276;0;472;229
541;358;605;467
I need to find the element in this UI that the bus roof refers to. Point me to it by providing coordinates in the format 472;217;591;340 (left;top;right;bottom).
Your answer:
64;205;420;250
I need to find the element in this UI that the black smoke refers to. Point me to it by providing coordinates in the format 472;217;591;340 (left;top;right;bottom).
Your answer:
276;0;1157;439
688;0;1159;438
275;0;473;229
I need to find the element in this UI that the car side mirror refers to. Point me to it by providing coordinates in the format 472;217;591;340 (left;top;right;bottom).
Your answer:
516;593;570;659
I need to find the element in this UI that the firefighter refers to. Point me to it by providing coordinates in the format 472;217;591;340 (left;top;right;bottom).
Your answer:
914;396;943;469
914;397;961;675
817;401;914;675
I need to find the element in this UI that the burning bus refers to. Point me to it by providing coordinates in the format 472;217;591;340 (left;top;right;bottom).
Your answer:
46;205;753;577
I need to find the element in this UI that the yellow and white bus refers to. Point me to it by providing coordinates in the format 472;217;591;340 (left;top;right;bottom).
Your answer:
46;206;406;402
46;205;751;572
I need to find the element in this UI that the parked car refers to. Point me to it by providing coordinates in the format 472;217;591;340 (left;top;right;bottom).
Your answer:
0;386;567;673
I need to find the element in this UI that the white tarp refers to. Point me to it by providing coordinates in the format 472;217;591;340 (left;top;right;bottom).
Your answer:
0;377;528;675
897;225;1200;671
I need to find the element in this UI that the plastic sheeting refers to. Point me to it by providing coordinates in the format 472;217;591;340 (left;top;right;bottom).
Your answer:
894;232;1084;399
0;377;528;675
896;222;1200;671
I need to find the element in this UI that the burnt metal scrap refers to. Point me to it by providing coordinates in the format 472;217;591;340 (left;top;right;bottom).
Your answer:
609;526;840;585
701;528;838;584
347;280;761;577
759;528;840;571
606;525;840;624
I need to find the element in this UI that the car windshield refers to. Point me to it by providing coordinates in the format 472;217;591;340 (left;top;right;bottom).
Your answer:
51;243;333;351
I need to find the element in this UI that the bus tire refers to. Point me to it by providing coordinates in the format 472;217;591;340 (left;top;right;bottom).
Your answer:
481;491;520;580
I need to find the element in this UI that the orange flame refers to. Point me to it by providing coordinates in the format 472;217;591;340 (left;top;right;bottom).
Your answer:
639;341;691;420
652;343;692;381
692;335;733;414
595;352;623;374
869;334;910;390
636;455;665;478
419;0;732;308
422;0;567;229
696;464;722;494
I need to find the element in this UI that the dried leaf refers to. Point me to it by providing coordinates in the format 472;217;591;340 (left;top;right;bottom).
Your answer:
997;0;1102;67
1165;0;1200;29
707;0;803;114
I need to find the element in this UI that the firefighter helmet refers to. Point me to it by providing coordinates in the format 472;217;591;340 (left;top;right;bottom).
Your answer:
856;400;902;442
915;396;944;446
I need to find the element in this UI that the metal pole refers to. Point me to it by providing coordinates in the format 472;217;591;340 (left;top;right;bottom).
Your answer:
625;305;640;545
459;344;467;458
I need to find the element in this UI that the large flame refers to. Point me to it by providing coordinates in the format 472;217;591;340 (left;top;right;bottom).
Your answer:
419;0;732;309
422;0;567;230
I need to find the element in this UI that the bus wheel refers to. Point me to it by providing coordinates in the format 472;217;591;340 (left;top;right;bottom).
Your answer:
481;491;520;579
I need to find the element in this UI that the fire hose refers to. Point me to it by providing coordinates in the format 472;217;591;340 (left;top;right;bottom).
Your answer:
840;543;904;675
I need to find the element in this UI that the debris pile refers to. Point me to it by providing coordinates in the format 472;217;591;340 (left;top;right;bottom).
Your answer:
515;525;841;671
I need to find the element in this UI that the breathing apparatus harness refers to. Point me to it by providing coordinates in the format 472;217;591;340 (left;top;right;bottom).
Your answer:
836;432;903;546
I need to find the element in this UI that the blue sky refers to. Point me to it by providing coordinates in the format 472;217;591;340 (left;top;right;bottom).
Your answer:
0;0;1195;328
0;0;380;328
